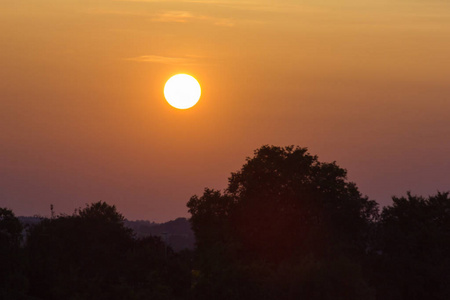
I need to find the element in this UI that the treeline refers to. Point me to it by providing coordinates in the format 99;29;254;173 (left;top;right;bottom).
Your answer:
18;217;195;252
1;145;450;299
1;202;192;299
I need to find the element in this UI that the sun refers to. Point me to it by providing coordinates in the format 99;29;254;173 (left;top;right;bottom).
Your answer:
164;74;201;109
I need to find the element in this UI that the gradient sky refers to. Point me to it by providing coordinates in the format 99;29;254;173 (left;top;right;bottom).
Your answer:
1;0;449;222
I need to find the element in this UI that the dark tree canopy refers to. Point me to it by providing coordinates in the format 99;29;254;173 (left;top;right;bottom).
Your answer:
187;145;378;299
26;201;191;300
0;207;23;248
188;145;378;263
0;208;26;298
78;201;126;224
370;192;450;300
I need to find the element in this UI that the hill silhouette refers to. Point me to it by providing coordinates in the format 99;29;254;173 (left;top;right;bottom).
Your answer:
18;216;195;252
124;218;195;251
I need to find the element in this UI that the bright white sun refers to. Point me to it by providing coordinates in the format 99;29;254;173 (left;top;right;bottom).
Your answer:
164;74;201;109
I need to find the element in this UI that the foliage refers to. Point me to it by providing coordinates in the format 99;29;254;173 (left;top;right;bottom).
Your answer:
0;208;29;298
188;146;378;259
2;145;450;299
0;207;23;247
25;201;191;300
369;192;450;300
187;145;379;299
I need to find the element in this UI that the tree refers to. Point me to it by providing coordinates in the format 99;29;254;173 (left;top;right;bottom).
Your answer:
0;208;28;298
25;201;192;300
188;145;378;261
187;145;378;299
78;201;127;224
370;192;450;300
0;207;23;248
26;202;134;299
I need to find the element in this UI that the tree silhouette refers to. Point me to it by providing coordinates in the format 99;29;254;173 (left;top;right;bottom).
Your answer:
369;192;450;300
26;202;133;299
25;201;192;299
0;207;23;247
4;146;448;299
187;145;378;299
0;208;27;298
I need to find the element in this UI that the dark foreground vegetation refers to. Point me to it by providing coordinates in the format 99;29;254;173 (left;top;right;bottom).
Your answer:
1;145;449;299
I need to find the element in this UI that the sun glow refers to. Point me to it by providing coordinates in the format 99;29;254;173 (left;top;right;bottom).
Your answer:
164;74;201;109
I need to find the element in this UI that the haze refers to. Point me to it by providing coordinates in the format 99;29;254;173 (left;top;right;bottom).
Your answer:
1;0;449;222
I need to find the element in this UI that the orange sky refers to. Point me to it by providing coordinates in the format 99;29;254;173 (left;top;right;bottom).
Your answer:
1;0;449;222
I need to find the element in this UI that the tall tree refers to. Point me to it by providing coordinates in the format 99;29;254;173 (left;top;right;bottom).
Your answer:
189;145;378;261
372;192;450;300
187;145;378;299
26;202;134;299
26;201;191;300
0;208;27;298
0;207;23;247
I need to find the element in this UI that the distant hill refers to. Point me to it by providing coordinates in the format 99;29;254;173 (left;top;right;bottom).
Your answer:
124;218;195;251
18;216;42;226
18;216;195;252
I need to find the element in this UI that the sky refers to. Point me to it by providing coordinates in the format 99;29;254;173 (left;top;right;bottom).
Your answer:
1;0;449;222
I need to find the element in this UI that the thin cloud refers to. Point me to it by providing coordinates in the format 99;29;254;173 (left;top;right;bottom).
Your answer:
115;0;450;18
112;0;293;14
150;11;194;23
150;10;235;26
88;8;236;27
212;18;235;27
127;55;198;65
